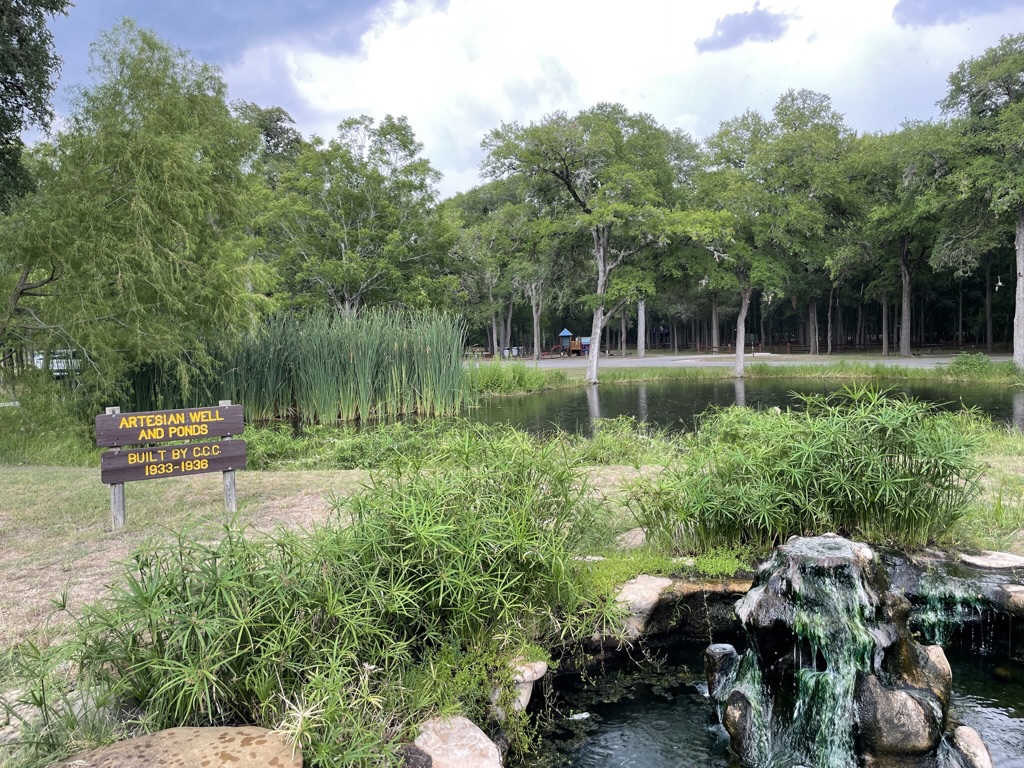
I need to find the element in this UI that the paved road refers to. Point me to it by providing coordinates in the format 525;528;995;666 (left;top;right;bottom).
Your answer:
509;351;1011;371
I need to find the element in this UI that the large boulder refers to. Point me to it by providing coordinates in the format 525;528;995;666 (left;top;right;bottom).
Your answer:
855;673;942;757
413;716;501;768
46;726;300;768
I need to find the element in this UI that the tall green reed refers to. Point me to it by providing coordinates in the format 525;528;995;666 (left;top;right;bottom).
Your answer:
124;310;468;424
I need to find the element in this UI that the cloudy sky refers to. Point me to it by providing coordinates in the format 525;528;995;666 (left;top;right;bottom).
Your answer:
49;0;1024;197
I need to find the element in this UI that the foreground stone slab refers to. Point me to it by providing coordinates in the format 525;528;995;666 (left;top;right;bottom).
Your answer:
414;716;501;768
613;574;674;642
958;550;1024;570
46;726;300;768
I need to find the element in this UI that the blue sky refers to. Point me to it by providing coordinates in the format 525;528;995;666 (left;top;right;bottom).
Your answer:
48;0;1024;197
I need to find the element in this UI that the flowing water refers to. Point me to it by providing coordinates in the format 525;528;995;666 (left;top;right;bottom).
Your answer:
470;379;1024;434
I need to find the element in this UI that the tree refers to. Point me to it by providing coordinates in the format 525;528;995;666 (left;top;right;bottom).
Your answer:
272;115;452;314
700;92;852;376
941;34;1024;368
483;103;721;384
0;0;70;211
0;20;269;397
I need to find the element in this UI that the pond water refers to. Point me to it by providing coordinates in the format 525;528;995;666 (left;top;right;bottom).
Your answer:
527;637;1024;768
468;379;1024;434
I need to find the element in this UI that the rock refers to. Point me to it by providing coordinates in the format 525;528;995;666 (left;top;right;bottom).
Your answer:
615;527;646;550
705;644;739;701
614;575;673;641
414;716;501;768
497;659;549;716
992;584;1024;617
0;723;19;746
722;689;759;765
401;743;434;768
947;726;993;768
957;550;1024;570
512;660;548;685
855;674;942;757
46;726;300;768
920;645;952;708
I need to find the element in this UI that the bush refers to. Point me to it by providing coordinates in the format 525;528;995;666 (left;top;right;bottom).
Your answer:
944;353;1019;380
631;386;986;552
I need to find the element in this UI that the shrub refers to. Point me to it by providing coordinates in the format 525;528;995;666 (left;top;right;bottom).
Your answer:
943;353;1019;381
631;386;986;552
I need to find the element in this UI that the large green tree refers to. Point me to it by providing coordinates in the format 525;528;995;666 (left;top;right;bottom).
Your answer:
941;34;1024;367
483;103;721;384
0;21;269;396
271;115;455;314
0;0;70;211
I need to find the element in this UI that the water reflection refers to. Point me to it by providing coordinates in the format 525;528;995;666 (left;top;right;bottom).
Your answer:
585;385;601;437
733;378;746;408
471;379;1020;435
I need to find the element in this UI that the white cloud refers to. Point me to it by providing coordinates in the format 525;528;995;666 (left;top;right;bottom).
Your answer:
223;0;1024;197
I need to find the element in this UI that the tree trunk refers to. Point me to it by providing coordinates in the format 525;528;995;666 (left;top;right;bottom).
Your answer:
881;296;889;357
586;307;604;384
619;309;626;356
733;287;753;378
1015;205;1024;369
637;300;646;358
759;299;766;352
958;279;963;349
711;297;720;352
585;224;614;385
503;299;514;354
899;238;912;357
985;251;994;354
808;298;819;355
491;313;499;356
531;290;542;361
826;286;834;355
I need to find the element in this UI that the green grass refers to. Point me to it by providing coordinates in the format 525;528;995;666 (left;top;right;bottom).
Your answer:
470;354;1024;398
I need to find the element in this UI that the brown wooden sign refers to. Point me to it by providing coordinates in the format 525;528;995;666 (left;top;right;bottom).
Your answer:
95;405;244;447
100;440;247;485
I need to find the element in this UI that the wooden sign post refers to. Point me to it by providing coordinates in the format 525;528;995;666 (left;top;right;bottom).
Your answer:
96;401;246;529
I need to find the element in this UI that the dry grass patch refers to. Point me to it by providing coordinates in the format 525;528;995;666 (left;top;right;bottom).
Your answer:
0;467;367;646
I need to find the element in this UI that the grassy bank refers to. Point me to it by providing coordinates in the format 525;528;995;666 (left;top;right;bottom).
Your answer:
468;352;1024;395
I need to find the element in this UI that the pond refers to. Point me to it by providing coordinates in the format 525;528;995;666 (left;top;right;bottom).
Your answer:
526;637;1024;768
468;379;1024;434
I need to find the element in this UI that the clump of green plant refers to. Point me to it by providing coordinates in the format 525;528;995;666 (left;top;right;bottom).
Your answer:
0;372;97;466
943;352;1019;381
564;416;686;467
465;361;560;394
690;546;756;578
631;386;987;552
122;309;469;423
244;418;681;473
3;428;607;767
